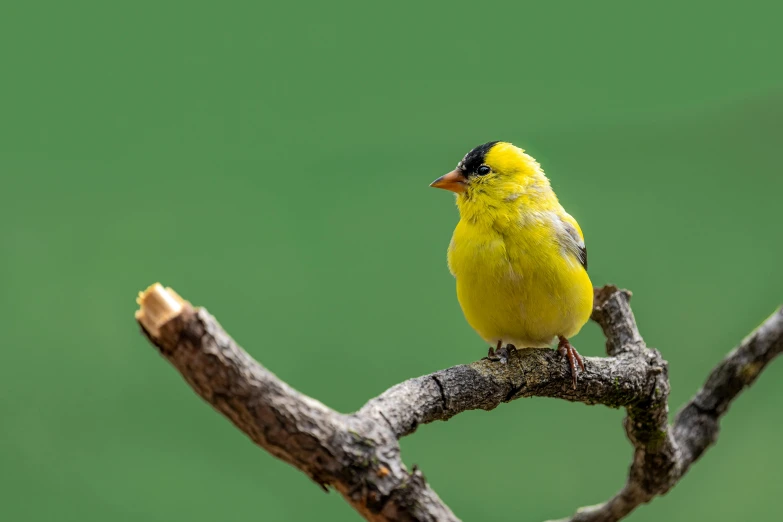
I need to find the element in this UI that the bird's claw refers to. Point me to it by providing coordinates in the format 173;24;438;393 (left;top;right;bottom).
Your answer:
488;341;516;364
557;337;586;389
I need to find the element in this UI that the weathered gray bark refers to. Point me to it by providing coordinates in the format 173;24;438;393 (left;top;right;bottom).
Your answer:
135;284;783;522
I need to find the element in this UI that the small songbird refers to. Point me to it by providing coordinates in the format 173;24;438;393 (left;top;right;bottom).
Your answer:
430;141;593;387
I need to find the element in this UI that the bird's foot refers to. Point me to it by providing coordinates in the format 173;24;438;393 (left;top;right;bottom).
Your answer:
487;340;503;360
557;336;586;389
488;340;516;364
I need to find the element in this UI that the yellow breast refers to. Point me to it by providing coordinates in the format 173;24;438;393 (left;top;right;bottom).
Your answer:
448;214;593;348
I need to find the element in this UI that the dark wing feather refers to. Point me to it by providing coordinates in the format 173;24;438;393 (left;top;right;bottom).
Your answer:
559;216;588;271
579;245;588;270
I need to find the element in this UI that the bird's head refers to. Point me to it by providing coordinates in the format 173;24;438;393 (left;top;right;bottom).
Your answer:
430;141;554;220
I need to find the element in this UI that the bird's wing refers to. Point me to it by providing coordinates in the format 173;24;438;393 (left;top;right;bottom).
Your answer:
557;212;588;270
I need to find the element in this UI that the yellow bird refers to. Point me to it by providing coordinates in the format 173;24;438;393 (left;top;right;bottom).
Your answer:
430;141;593;387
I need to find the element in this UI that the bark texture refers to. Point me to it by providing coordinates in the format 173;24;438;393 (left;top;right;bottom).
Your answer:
135;284;783;522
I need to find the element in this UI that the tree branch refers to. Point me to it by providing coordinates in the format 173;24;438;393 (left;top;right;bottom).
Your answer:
554;291;783;522
135;283;782;522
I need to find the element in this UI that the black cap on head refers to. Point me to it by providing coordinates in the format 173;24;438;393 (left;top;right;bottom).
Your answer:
457;141;499;175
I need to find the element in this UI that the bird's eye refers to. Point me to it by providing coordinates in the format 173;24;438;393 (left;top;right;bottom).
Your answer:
477;165;491;175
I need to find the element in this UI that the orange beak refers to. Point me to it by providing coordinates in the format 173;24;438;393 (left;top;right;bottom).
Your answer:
429;169;468;193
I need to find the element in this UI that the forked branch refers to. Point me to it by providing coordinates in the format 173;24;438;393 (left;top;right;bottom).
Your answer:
135;283;783;522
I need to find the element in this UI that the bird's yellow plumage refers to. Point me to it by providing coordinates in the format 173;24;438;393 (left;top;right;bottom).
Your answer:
431;141;593;385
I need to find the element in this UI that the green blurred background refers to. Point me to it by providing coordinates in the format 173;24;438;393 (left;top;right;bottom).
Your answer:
2;1;782;521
